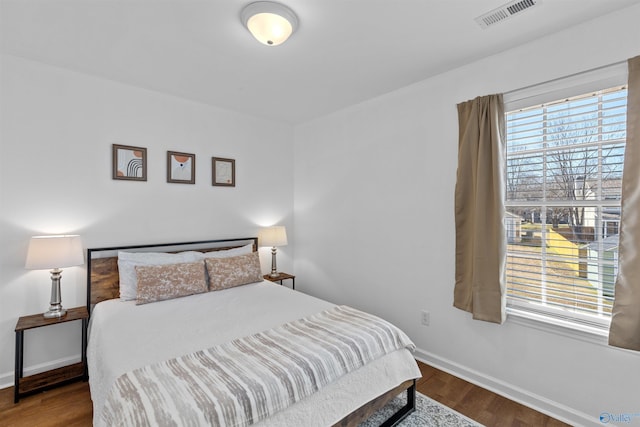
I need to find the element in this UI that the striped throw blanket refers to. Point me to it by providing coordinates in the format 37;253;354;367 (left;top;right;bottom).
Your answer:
101;305;415;427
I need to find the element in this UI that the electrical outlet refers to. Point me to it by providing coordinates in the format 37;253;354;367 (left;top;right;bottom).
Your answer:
421;310;430;326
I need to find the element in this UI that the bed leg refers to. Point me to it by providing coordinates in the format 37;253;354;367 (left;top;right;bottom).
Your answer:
379;379;416;427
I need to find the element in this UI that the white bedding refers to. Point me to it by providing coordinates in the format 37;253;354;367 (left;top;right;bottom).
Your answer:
88;281;421;426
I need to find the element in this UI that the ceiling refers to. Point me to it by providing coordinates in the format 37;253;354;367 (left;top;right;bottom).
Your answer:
2;0;639;124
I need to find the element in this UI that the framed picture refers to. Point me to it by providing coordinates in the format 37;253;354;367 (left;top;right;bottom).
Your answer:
112;144;147;181
167;151;195;184
212;157;235;187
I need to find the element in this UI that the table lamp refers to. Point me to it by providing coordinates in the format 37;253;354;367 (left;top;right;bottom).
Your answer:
25;235;84;318
259;226;287;278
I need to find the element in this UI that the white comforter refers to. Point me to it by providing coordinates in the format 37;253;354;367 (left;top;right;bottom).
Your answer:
88;281;420;426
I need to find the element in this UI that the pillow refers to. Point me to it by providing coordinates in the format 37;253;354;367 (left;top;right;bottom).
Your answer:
135;261;207;305
198;243;254;259
117;251;203;301
205;251;263;291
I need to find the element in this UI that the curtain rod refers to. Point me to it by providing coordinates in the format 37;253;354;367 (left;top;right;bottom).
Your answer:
503;59;628;96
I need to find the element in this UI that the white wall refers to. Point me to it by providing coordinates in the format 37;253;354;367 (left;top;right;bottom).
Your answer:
0;54;294;386
293;5;640;426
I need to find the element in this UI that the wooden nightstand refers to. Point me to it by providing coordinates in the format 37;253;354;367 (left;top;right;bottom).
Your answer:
14;306;89;403
263;272;295;290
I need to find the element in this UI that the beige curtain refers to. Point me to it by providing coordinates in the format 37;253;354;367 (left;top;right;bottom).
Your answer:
609;55;640;351
454;94;506;324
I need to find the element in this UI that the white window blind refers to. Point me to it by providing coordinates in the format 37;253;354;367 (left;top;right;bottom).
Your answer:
505;85;627;330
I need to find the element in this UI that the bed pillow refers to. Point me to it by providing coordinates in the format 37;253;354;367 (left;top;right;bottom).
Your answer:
198;243;253;259
135;261;207;305
205;251;263;291
117;251;203;301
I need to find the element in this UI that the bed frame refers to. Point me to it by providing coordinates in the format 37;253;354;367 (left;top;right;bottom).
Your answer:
86;237;415;427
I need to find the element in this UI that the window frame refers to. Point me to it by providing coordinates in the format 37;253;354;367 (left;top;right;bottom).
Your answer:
503;63;628;336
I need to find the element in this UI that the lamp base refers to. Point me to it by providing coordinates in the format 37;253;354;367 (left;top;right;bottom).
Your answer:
44;269;66;318
43;306;67;318
270;247;280;278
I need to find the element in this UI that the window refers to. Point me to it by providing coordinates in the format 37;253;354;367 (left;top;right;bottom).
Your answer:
505;85;627;331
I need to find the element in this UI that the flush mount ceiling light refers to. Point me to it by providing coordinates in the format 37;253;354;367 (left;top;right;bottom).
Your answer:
241;1;298;46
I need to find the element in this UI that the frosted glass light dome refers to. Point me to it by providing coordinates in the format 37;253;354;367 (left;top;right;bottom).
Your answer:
241;2;298;46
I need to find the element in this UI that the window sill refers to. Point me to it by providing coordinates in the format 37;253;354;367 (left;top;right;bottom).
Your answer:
506;307;610;347
508;309;640;356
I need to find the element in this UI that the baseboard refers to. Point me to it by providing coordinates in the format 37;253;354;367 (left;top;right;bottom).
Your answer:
414;347;598;427
0;354;81;390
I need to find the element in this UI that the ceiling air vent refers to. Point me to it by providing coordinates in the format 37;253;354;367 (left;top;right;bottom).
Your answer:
475;0;541;29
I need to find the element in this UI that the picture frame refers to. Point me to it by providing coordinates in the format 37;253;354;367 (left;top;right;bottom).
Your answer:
212;157;235;187
112;144;147;181
167;151;196;184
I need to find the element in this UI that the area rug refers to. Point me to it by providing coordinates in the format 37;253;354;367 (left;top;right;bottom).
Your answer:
360;391;484;427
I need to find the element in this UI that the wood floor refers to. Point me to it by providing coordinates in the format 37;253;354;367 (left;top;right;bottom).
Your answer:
415;362;569;427
0;360;569;426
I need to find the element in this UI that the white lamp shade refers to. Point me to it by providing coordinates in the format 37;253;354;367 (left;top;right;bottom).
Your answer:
241;2;298;46
259;226;288;247
25;235;84;270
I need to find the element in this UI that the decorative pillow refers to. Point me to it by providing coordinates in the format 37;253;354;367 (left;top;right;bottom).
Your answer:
135;261;207;305
198;243;254;260
205;251;263;291
117;251;203;301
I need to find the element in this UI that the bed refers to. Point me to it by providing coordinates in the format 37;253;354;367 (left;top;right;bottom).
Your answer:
86;237;421;427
